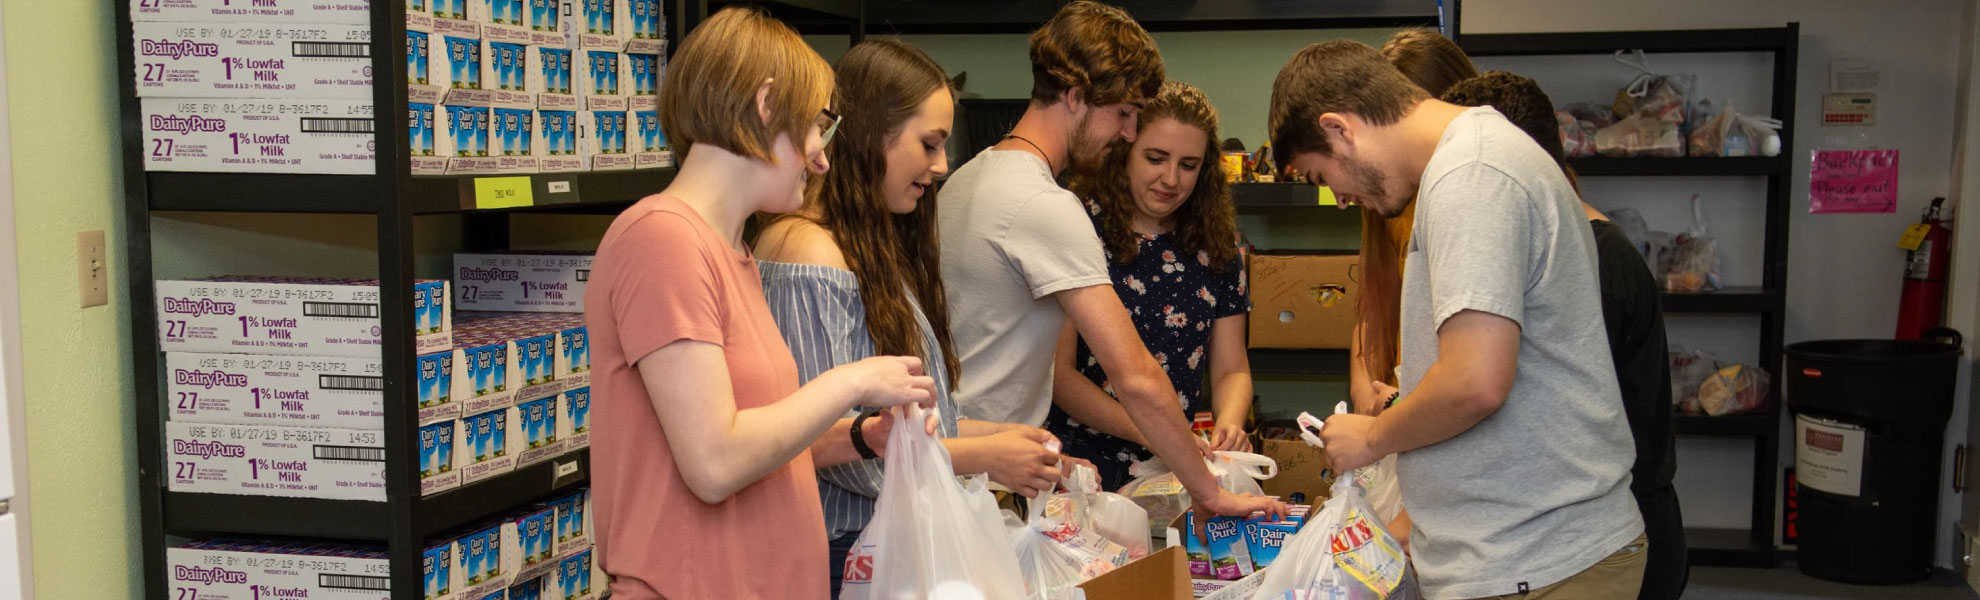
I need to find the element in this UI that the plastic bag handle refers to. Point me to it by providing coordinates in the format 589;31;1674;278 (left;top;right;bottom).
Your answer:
1294;403;1349;448
1690;194;1708;234
1211;451;1279;480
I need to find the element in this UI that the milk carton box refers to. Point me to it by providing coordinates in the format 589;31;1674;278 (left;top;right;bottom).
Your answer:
417;348;460;424
486;41;536;107
132;22;372;98
547;489;589;557
554;549;596;600
420;420;461;495
425;538;455;599
453;333;518;417
587;110;631;170
535;47;580;110
515;395;564;466
165;352;384;429
632;109;671;169
560;386;591;449
140;98;376;174
1243;509;1306;571
555;320;589;382
1184;510;1255;580
502;506;561;583
411;101;449;175
433;0;489;24
578;0;627;50
156;277;452;357
581;51;627;111
483;0;533;44
454;252;594;312
132;0;374;23
511;576;546;600
439;35;498;107
626;0;664;54
626;53;660;97
459;407;517;484
166;421;386;501
168;539;391;600
409;30;435;86
443;104;500;174
455;524;508;599
493;108;539;172
530;0;573;46
535;109;584;172
516;331;557;385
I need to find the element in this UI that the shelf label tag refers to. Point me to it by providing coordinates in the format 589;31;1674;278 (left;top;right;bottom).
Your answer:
1317;185;1338;207
473;176;535;209
553;459;580;479
1898;223;1930;251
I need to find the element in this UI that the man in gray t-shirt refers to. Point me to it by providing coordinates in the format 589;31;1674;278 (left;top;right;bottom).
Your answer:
1271;40;1644;599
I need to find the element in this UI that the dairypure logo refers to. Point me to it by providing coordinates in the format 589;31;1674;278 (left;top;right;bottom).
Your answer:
175;369;252;389
150;115;230;135
140;39;221;60
162;297;238;317
458;267;521;283
174;440;248;459
173;565;250;585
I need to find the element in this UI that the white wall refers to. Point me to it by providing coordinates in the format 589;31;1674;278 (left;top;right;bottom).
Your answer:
1467;0;1970;565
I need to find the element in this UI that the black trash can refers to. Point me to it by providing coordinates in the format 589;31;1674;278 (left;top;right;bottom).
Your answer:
1787;329;1963;584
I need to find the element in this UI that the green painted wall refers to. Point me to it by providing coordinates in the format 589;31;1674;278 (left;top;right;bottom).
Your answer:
2;0;141;596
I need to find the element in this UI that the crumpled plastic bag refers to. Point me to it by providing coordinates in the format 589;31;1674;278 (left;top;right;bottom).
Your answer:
1699;364;1771;416
1011;468;1136;600
1659;195;1721;292
1118;452;1278;534
1670;346;1721;413
1594;115;1684;158
1045;464;1151;559
1247;476;1419;600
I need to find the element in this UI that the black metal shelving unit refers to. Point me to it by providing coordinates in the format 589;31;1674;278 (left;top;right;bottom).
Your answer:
1464;24;1801;568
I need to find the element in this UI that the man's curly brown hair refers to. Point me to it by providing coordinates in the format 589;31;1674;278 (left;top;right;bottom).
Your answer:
1071;81;1238;272
1027;1;1164;107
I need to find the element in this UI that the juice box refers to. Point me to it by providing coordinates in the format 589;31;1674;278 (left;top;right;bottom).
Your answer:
1184;510;1255;581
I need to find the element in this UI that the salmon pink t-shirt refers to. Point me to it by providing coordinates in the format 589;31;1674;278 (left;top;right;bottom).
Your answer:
584;194;824;599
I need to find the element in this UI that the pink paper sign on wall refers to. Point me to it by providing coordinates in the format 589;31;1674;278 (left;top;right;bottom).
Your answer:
1810;149;1899;213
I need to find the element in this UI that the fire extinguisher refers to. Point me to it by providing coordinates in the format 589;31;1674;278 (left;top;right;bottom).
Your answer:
1896;197;1952;340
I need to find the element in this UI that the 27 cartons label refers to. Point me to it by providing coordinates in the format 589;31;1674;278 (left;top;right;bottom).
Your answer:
132;22;372;98
142;98;375;174
167;421;387;501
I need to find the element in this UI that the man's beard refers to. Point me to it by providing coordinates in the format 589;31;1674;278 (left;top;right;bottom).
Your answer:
1067;112;1112;174
1343;153;1399;217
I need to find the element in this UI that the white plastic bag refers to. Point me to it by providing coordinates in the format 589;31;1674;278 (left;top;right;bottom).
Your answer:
1118;452;1278;533
839;404;1027;600
1357;455;1404;524
1659;195;1721;292
1011;473;1135;600
1249;477;1418;600
1071;466;1153;559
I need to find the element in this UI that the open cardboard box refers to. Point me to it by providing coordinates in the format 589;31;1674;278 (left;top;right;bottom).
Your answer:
1075;515;1272;600
1247;252;1360;349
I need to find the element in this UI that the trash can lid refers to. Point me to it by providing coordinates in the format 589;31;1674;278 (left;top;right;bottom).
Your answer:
1786;338;1963;364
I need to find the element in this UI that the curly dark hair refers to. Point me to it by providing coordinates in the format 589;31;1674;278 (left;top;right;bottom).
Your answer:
1071;81;1238;272
1440;71;1569;171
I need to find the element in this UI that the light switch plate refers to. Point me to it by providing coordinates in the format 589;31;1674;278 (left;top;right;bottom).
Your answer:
78;231;106;308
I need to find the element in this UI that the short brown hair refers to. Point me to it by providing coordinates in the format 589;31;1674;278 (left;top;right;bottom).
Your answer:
1379;28;1479;97
659;7;832;163
1027;1;1164;106
1269;40;1428;167
1441;71;1568;172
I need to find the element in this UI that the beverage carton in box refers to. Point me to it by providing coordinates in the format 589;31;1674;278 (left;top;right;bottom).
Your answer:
1181;510;1254;580
555;549;597;600
459;406;518;484
448;330;516;419
418;347;462;424
511;575;547;600
502;506;561;583
455;252;594;312
421;420;461;495
156;277;452;357
586;110;632;170
454;523;508;599
425;537;455;599
411;101;449;174
626;52;661;100
536;109;584;172
140;98;376;174
626;0;664;53
166;421;386;501
165;351;384;429
1248;253;1360;349
485;40;537;107
131;22;372;98
633;109;672;169
555;319;589;383
579;0;628;50
168;539;390;600
411;0;436;31
560;386;591;449
492;107;539;172
443;104;500;174
432;0;489;24
535;46;580;111
516;330;560;388
132;0;374;23
582;50;629;111
484;0;533;44
531;0;573;46
409;29;435;86
547;488;589;556
516;394;566;466
438;34;495;106
1244;507;1308;570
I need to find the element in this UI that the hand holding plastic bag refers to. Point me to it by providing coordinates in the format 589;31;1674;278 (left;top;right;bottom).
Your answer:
1011;469;1136;600
839;404;1026;600
1056;465;1153;559
1118;451;1279;533
1248;476;1418;600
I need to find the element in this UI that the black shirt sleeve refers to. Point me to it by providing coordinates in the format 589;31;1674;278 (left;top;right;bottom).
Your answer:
1591;219;1678;495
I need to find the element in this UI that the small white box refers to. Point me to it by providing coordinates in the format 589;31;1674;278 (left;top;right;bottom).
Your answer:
546;488;589;557
559;386;590;449
586;110;632;171
625;0;664;54
454;252;593;312
515;395;567;466
531;0;574;46
132;22;371;98
169;539;390;600
411;101;450;175
484;0;534;44
453;334;518;418
578;0;628;50
140;98;376;174
425;538;455;599
502;506;561;584
535;109;585;172
166;421;386;501
443;104;501;174
409;29;436;86
432;0;489;23
534;46;580;110
420;420;461;495
417;348;460;425
581;50;627;111
454;523;509;600
458;406;518;485
165;352;384;429
553;549;597;600
492;107;539;172
626;53;660;96
554;320;589;382
485;40;536;107
632;109;672;169
155;277;452;357
133;0;374;23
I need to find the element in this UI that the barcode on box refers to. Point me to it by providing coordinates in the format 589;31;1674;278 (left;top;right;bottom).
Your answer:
318;573;390;591
300;118;376;134
576;269;590;282
319;375;385;391
302;301;380;318
293;42;371;58
314;445;387;462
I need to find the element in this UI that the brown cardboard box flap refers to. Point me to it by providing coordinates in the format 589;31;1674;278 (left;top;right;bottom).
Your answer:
1078;546;1190;600
1258;438;1335;502
1248;253;1360;349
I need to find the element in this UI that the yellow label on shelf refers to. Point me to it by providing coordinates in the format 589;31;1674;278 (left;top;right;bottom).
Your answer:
473;176;534;209
1317;185;1338;207
1898;223;1930;251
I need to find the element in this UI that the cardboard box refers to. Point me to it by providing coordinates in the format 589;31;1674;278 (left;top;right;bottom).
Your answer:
483;0;534;44
627;0;664;49
547;488;590;557
582;50;629;110
502;506;561;584
493;107;539;172
560;386;591;449
553;549;597;600
168;539;390;600
132;0;374;23
515;394;567;466
455;252;594;312
1256;438;1334;503
535;47;580;109
586;110;632;170
421;420;461;495
1247;253;1359;349
411;101;449;175
166;421;386;501
531;0;574;46
632;109;673;169
141;98;376;174
131;22;372;98
165;352;384;429
454;523;509;600
578;0;628;50
1077;546;1189;600
443;104;500;174
536;109;585;172
426;537;456;599
485;40;537;107
155;277;452;357
459;406;518;484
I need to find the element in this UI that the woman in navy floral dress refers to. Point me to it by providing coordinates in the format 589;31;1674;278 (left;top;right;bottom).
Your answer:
1047;81;1254;489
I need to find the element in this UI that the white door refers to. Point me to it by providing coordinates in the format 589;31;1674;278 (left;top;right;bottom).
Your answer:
0;4;31;597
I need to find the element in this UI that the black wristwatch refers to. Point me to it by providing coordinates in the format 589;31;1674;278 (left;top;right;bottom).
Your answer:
849;408;883;460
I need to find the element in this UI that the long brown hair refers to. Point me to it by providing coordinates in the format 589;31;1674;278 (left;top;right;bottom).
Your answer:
1357;29;1478;383
782;39;961;387
1072;81;1238;271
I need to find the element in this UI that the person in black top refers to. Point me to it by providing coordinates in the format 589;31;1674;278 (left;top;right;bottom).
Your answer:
1441;71;1687;600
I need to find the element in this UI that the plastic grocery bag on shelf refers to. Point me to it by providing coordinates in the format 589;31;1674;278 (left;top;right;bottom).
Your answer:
1247;476;1419;600
1669;345;1720;413
1689;102;1784;158
1557;110;1596;158
1660;195;1722;292
1593;115;1684;158
1699;363;1771;416
839;404;1026;600
1118;451;1279;533
1011;470;1137;600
